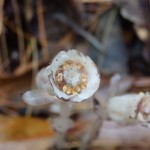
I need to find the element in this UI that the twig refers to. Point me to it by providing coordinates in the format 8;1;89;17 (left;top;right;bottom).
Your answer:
0;31;10;71
4;16;32;40
37;0;49;60
31;38;39;89
0;0;4;35
0;49;2;71
11;0;25;62
25;38;39;117
21;37;36;65
24;0;33;22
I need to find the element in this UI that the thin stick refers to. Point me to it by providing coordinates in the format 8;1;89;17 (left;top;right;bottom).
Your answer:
0;46;3;71
25;38;39;117
11;0;25;62
4;16;32;40
0;0;4;35
21;37;35;65
24;0;33;22
31;38;39;89
25;105;33;117
37;0;49;60
0;31;10;71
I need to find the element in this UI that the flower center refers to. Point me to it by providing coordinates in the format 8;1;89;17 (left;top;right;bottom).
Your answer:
55;60;87;95
63;67;80;86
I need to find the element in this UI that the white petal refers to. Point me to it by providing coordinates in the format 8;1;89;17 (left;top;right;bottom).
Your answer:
22;89;56;106
36;68;54;95
36;68;47;89
72;55;100;102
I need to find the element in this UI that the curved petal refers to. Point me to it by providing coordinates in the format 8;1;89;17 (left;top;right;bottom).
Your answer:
22;89;57;106
72;55;100;102
36;68;55;95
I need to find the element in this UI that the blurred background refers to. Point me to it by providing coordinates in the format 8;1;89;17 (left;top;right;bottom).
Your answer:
0;0;150;149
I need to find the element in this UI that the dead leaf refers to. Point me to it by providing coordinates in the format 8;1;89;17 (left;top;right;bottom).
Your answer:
0;116;54;141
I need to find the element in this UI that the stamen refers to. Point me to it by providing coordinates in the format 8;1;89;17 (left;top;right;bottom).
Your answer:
72;90;77;95
62;64;69;69
66;88;72;95
63;85;68;93
80;84;86;89
74;86;81;93
55;60;87;95
56;73;63;82
81;78;87;82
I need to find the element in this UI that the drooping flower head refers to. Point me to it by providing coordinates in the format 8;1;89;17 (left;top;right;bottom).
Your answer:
45;49;100;102
108;92;150;127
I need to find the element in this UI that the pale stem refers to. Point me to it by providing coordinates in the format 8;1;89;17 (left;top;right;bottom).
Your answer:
53;133;66;150
80;98;104;150
25;105;33;117
25;38;38;117
53;100;74;150
60;101;74;118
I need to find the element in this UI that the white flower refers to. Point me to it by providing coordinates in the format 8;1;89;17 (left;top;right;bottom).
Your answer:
107;92;150;126
22;49;100;105
45;49;100;102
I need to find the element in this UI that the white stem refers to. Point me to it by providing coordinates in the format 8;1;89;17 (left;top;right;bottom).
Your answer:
80;99;104;150
53;100;74;149
60;101;74;118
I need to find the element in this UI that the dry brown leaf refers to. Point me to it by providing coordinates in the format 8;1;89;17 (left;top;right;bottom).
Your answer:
0;116;54;141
